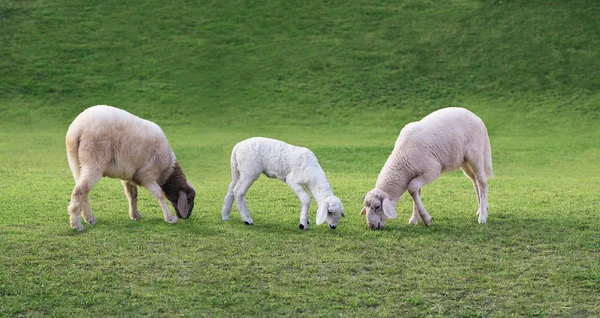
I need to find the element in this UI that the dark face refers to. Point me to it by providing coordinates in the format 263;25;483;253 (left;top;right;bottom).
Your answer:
172;188;195;219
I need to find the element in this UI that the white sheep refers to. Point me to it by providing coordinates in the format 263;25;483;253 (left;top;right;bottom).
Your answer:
221;137;345;230
65;105;196;231
361;107;493;230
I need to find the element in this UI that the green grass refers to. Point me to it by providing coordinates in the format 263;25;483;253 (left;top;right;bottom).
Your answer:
1;0;600;316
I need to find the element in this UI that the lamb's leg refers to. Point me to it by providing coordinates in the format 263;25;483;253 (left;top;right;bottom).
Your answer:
68;169;102;231
408;189;421;225
407;177;434;227
461;163;481;216
222;182;235;221
233;174;259;225
122;180;141;220
287;182;311;230
144;182;178;224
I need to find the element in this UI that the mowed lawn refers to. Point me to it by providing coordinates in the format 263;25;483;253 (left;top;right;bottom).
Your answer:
2;0;600;316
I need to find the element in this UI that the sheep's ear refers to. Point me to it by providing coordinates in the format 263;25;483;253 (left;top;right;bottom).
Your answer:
177;191;189;218
382;198;397;219
316;204;328;226
360;207;367;215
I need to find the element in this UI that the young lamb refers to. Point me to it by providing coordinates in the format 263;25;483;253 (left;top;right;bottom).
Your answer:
65;105;196;231
221;137;345;230
361;107;493;230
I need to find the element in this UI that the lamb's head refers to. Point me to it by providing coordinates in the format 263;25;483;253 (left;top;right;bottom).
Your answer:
316;195;345;229
160;162;196;219
361;188;397;230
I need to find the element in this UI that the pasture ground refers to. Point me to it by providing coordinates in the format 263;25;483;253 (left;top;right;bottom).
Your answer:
1;0;599;316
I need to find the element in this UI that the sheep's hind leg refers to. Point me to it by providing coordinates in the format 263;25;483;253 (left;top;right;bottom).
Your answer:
82;197;96;225
474;171;488;224
466;160;489;224
408;189;422;225
122;180;141;220
145;182;178;224
287;182;311;230
68;169;102;231
233;174;259;225
407;176;434;227
461;163;481;217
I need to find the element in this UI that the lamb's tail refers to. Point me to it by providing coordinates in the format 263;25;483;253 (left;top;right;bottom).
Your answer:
229;150;240;189
483;130;493;178
65;127;82;182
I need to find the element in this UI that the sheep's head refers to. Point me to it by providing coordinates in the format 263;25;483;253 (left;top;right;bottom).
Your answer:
361;188;397;230
171;181;195;219
316;195;345;229
161;162;196;219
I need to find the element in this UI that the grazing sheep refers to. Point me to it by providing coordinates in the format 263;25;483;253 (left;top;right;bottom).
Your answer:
65;105;196;231
221;137;344;230
361;107;493;230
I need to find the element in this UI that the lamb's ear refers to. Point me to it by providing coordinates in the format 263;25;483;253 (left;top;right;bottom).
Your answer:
316;204;328;225
382;198;397;219
177;191;189;218
360;207;367;215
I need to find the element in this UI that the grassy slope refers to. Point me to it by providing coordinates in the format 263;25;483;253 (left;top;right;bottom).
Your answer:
1;0;599;316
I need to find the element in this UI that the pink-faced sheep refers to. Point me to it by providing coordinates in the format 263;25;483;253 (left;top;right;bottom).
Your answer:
361;107;493;230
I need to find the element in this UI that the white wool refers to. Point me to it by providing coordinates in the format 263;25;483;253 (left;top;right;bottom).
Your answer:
362;107;493;229
65;105;195;231
222;137;344;230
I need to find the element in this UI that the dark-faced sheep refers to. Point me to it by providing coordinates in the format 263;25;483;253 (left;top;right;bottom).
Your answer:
66;105;195;231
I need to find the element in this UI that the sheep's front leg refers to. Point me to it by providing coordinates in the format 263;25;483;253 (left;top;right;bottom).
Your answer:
408;177;433;227
121;180;141;220
408;189;422;225
144;182;178;224
287;182;311;230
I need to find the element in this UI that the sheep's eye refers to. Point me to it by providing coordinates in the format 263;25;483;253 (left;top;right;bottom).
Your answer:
327;210;333;215
373;205;381;211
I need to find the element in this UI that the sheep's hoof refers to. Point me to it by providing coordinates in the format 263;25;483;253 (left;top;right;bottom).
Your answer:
299;224;307;230
71;224;84;232
408;218;419;225
244;221;254;225
85;217;97;225
166;216;178;224
424;217;433;227
222;215;230;221
478;217;487;224
130;214;141;221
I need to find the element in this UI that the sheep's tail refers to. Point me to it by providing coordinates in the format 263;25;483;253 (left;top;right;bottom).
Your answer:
483;131;493;178
65;127;82;182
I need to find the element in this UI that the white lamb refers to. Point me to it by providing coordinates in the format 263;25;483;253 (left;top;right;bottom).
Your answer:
361;107;493;230
66;105;196;231
221;137;345;230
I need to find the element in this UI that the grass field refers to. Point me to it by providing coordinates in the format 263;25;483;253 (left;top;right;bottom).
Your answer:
1;0;600;316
